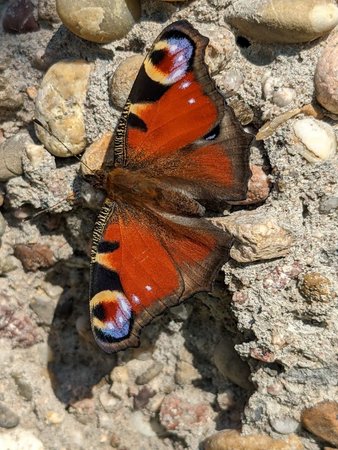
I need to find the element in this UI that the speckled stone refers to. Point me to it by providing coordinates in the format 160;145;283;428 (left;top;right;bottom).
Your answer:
315;32;338;114
35;60;92;157
110;55;144;109
213;210;294;263
226;0;338;43
299;272;334;302
81;131;113;175
301;401;338;447
56;0;141;43
269;416;299;434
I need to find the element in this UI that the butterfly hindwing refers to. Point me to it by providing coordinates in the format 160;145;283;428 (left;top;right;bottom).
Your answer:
90;201;231;353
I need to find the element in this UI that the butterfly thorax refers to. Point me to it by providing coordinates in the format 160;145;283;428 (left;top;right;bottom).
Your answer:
104;167;204;217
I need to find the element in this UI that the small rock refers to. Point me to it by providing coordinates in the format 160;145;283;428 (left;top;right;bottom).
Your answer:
130;411;156;437
213;210;293;263
0;212;6;239
110;365;129;384
30;295;56;325
35;60;92;157
110;55;144;109
0;131;34;181
293;118;336;163
0;429;44;450
272;88;296;108
45;411;64;424
203;430;304;450
81;131;113;176
175;360;200;386
12;373;33;401
226;0;338;43
223;69;244;94
160;392;214;432
299;272;334;302
301;401;338;447
14;243;55;272
269;416;299;434
56;0;141;43
135;362;164;385
228;165;270;205
213;335;253;390
315;31;338;114
0;306;41;348
0;403;20;428
227;95;254;125
133;386;156;410
3;0;39;34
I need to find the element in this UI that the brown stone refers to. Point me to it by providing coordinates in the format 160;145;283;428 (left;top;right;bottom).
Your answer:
301;401;338;447
14;243;55;272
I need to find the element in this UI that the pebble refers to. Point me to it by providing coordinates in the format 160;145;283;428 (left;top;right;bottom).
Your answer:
81;131;113;176
45;411;64;424
213;335;253;390
228;165;270;205
0;212;6;239
133;386;156;410
56;0;141;43
299;272;334;302
226;0;338;43
269;416;299;434
301;401;338;447
135;362;164;385
319;195;338;214
315;32;338;114
3;0;39;34
227;95;254;125
223;69;244;94
0;429;44;450
0;402;20;428
272;88;296;108
204;27;236;75
35;60;92;157
110;55;144;109
14;243;55;272
159;392;214;432
30;295;56;325
203;430;304;450
0;74;24;119
175;360;200;386
0;131;34;181
110;365;130;384
213;210;293;263
293;118;336;163
12;373;33;401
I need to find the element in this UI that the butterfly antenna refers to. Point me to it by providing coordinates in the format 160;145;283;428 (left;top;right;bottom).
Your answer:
23;192;76;222
33;118;95;175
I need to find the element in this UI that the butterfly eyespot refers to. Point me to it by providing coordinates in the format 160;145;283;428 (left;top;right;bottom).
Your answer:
150;48;167;66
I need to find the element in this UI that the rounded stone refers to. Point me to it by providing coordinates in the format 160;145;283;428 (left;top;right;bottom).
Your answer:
226;0;338;43
301;401;338;447
293;117;337;163
110;55;144;109
315;32;338;114
0;131;33;181
269;416;299;434
3;0;39;34
0;402;20;428
35;60;92;157
299;272;334;302
56;0;141;43
272;87;296;107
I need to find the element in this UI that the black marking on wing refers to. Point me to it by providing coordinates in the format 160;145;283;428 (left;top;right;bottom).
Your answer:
203;124;220;141
92;303;105;321
129;65;169;103
150;48;167;66
90;263;123;297
128;112;148;132
97;241;119;253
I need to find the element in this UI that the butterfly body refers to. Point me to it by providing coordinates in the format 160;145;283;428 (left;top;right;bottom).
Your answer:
89;21;252;353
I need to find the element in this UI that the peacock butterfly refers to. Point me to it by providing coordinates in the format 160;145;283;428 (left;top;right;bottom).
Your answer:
89;20;252;353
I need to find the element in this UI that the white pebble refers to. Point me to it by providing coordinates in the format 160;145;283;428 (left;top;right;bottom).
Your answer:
293;118;337;163
130;411;156;437
223;69;244;93
272;87;296;107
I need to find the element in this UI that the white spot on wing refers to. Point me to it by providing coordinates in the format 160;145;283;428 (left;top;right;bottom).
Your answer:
180;81;191;90
145;285;152;292
131;294;140;304
188;98;196;104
